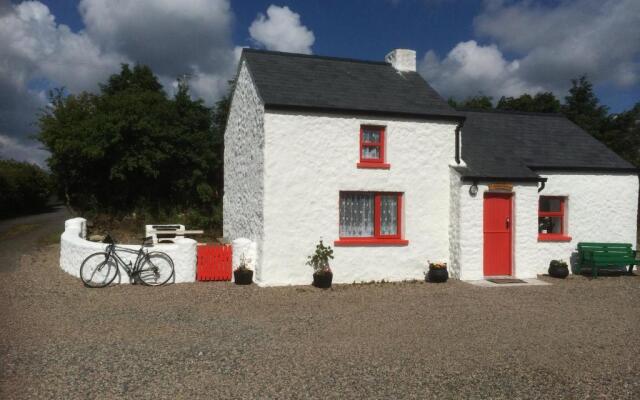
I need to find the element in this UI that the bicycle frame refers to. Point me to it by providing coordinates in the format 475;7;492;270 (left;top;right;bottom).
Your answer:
103;243;150;280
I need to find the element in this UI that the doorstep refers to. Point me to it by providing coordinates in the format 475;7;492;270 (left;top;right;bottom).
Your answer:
466;277;551;287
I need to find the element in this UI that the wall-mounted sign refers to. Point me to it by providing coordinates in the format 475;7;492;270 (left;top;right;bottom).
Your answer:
488;182;513;192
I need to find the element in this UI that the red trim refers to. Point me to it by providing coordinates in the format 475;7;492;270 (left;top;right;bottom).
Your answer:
538;234;572;242
357;162;390;169
359;125;386;165
538;196;567;238
334;238;409;246
338;191;404;243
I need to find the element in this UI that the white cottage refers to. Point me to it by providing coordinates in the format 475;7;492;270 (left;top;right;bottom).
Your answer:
224;48;638;286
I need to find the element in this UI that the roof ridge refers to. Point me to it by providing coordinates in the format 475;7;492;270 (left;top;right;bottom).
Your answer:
460;108;565;118
242;48;390;66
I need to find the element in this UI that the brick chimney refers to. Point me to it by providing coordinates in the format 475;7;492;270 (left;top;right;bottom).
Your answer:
385;49;416;72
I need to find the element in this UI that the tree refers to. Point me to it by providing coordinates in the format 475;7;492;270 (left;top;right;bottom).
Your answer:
561;76;609;138
37;64;229;228
497;92;560;113
0;159;52;218
448;95;493;111
599;102;640;167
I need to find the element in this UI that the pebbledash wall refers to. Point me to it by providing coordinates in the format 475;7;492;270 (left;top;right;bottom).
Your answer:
259;110;458;286
223;61;264;273
451;172;638;280
60;218;197;283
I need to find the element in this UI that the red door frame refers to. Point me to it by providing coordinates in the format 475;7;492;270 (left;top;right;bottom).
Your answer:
483;192;513;277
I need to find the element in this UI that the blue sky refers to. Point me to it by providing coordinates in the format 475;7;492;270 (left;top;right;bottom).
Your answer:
1;0;639;164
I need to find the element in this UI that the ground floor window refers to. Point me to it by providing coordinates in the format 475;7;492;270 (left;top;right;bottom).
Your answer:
335;191;408;246
538;196;571;241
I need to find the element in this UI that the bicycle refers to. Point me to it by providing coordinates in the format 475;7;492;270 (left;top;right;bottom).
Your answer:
80;234;175;288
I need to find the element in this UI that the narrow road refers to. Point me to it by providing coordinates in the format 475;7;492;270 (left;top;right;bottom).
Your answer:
0;207;70;272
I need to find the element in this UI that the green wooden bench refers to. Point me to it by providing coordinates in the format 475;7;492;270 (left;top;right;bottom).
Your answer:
576;242;638;278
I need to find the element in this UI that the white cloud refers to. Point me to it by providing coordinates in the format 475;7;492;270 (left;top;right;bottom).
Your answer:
0;1;123;93
0;1;125;164
249;5;315;54
79;0;237;103
419;40;543;100
0;0;240;162
0;134;49;167
474;0;640;89
419;0;640;101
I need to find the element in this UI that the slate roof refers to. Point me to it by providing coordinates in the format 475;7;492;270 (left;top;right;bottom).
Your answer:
459;110;637;181
241;48;463;120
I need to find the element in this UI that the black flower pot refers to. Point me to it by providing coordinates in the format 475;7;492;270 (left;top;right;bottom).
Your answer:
312;271;333;289
427;268;449;283
548;262;569;279
234;268;253;285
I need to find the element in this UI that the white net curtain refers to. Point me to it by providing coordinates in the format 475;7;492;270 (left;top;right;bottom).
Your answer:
340;193;374;237
339;192;398;237
380;195;398;235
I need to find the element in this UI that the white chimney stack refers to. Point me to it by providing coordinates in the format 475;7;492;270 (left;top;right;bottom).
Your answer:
385;49;416;72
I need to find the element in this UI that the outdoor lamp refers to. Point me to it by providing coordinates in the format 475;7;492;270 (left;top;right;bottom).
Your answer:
469;183;478;197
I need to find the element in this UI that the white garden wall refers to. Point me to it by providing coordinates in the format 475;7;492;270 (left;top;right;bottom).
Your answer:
60;218;197;284
259;110;458;286
223;61;265;281
455;172;638;280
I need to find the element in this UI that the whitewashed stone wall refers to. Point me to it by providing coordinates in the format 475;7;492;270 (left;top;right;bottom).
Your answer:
223;61;265;280
60;218;197;283
533;172;638;275
259;110;458;286
448;168;462;279
455;172;638;280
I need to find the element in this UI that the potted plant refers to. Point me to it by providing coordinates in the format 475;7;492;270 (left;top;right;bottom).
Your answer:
426;261;448;283
306;239;334;289
548;259;569;278
233;254;253;285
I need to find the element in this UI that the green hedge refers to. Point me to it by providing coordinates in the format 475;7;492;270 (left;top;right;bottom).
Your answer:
0;159;52;218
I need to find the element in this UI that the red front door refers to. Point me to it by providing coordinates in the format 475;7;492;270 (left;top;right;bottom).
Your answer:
483;193;512;276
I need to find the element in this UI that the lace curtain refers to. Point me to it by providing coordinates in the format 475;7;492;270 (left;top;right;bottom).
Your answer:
339;193;398;237
380;195;398;235
339;193;374;237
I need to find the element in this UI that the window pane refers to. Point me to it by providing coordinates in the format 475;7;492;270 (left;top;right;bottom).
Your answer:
539;216;562;234
362;130;381;144
540;197;561;212
340;193;374;237
361;146;380;160
380;194;398;235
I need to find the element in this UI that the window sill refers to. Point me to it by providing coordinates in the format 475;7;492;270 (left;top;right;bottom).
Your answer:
538;234;572;242
357;162;390;169
334;238;409;247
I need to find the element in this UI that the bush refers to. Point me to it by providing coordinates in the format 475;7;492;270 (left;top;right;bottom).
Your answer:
37;64;230;229
0;159;52;218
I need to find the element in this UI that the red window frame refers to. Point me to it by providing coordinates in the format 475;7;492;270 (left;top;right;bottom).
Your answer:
357;125;390;169
538;196;571;241
335;191;408;246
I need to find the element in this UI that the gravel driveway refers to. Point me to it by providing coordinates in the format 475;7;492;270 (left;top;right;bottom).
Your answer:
1;241;639;399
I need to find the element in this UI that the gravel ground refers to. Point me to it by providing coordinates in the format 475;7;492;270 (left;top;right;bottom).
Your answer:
1;244;639;399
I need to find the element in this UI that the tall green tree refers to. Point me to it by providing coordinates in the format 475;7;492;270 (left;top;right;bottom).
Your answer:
37;64;228;228
561;76;609;138
497;92;561;113
448;95;493;111
0;159;52;218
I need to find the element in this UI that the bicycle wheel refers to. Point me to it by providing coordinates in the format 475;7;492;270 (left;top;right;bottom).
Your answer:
80;252;119;288
137;251;174;286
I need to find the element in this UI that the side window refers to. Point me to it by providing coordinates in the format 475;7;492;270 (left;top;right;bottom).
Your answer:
538;196;570;240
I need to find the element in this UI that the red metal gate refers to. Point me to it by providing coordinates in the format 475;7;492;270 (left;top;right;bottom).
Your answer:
196;244;232;281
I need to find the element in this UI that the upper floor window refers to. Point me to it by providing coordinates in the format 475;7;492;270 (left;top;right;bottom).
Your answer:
357;125;390;169
538;196;571;241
